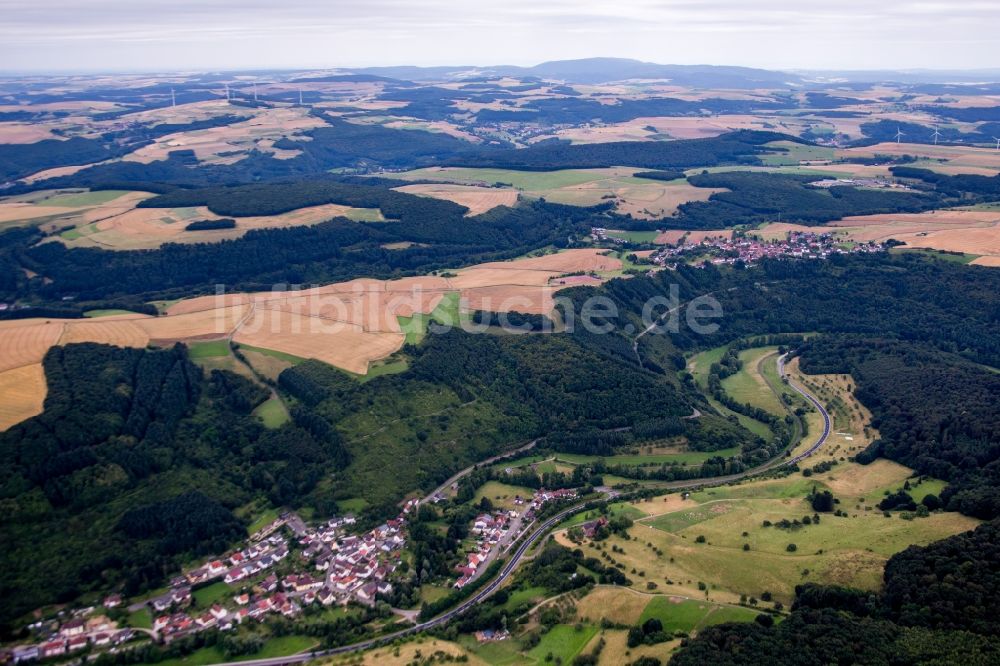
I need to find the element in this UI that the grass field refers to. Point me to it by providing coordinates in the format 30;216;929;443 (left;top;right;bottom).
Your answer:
759;141;836;166
720;347;787;416
44;190;134;207
127;607;152;629
606;229;660;243
192;581;231;608
83;309;139;318
358;358;409;382
253;395;290;428
186;339;231;359
473;480;536;511
555;448;741;467
639;595;758;633
233;343;306;366
562;501;649;528
686;345;774;439
592;461;981;604
527;624;598;664
246;507;279;535
398;291;461;345
154;636;317;666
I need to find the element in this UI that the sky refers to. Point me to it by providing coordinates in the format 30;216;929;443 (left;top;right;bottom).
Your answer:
1;0;999;73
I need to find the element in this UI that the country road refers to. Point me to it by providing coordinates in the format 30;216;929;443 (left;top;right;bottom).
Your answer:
209;353;830;666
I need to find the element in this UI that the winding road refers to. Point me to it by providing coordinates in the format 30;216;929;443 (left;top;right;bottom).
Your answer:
211;353;830;666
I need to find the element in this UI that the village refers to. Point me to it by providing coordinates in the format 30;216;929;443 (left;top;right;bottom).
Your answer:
4;487;580;663
646;230;887;267
591;226;887;268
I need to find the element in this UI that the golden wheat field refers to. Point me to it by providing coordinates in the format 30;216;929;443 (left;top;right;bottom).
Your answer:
393;183;518;215
0;364;47;431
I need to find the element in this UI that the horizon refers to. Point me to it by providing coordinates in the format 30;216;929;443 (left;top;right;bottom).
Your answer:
2;0;999;73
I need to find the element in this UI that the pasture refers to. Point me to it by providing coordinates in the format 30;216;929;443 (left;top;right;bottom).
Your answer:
472;481;536;511
527;624;598;664
719;347;786;416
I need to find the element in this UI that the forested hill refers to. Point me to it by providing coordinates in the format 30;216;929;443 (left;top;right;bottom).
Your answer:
798;338;1000;519
671;520;1000;664
446;130;797;170
0;343;347;630
3;192;595;302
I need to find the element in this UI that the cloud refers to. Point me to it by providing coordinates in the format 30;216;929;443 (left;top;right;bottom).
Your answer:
0;0;997;71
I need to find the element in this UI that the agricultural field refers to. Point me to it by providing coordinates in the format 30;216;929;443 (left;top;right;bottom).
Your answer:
0;364;46;431
391;166;725;219
838;141;1000;176
0;248;622;428
124;105;324;165
393;183;519;216
0;189;149;232
0;186;383;248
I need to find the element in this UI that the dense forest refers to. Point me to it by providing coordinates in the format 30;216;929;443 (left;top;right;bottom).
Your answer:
0;343;347;629
446;131;797;170
671;520;1000;664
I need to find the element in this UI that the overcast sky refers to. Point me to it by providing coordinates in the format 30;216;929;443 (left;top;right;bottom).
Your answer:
2;0;999;73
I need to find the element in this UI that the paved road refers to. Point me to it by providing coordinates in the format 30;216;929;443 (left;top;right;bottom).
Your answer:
210;354;830;666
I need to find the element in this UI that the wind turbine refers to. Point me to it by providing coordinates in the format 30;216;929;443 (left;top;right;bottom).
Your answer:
225;83;230;103
253;82;258;102
299;88;303;106
932;127;942;145
894;127;904;144
171;88;176;108
993;137;1000;151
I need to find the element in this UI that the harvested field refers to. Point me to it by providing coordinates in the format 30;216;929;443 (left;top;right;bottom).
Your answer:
0;190;147;232
60;201;380;250
232;308;403;375
165;293;254;316
1;250;618;378
576;586;650;625
59;316;150;349
448;268;559;290
831;210;1000;258
139;304;249;343
0;122;58;143
548;274;603;287
393;183;518;216
821;459;913;499
971;255;1000;267
0;364;46;431
0;319;65;372
838;142;1000;176
461;285;553;314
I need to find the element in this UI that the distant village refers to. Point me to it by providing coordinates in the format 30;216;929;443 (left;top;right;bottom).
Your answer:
591;227;887;269
5;487;579;663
